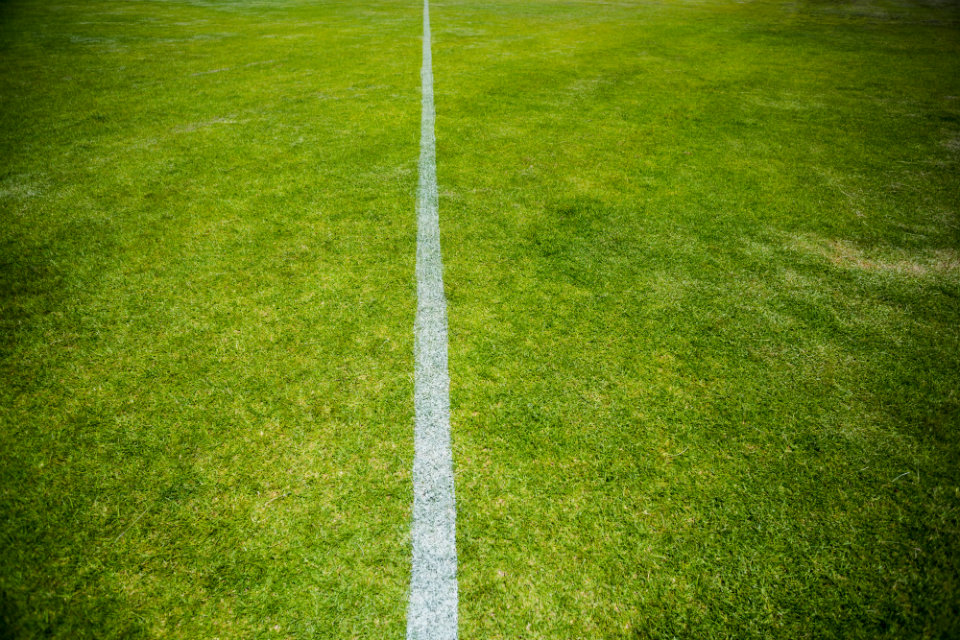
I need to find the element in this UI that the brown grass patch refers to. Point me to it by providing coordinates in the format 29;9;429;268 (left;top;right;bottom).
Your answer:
790;234;960;278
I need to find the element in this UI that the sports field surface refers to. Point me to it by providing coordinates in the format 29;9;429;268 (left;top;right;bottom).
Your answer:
1;0;958;637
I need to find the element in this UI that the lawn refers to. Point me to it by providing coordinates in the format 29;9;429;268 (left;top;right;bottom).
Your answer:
436;0;960;636
2;0;959;638
1;0;421;637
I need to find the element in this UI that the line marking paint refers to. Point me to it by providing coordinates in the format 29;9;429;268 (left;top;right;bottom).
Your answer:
407;0;458;638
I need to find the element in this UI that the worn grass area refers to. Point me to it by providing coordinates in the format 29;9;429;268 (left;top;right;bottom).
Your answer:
0;0;420;637
433;0;960;637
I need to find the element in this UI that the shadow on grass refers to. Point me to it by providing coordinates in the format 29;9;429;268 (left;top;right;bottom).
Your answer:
0;213;116;382
0;585;146;640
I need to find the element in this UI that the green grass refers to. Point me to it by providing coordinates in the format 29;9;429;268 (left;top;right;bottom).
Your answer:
0;0;421;636
436;0;960;637
2;0;959;638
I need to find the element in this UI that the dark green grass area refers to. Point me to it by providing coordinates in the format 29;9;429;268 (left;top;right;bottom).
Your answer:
0;0;420;637
434;0;960;637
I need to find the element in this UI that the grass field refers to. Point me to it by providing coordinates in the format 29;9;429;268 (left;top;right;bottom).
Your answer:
1;0;959;638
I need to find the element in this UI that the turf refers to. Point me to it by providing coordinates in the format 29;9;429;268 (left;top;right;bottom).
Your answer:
433;0;960;637
0;0;421;637
1;0;959;638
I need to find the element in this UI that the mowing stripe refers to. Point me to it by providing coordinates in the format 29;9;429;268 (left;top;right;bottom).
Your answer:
407;0;458;638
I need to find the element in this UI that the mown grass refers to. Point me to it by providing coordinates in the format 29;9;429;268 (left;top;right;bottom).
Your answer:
433;0;960;637
2;0;959;638
1;0;421;637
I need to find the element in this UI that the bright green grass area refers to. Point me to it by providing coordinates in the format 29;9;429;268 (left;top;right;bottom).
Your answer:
0;0;421;637
2;0;959;638
433;0;960;637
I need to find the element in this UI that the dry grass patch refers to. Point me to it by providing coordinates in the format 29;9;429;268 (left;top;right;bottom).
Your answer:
790;233;960;279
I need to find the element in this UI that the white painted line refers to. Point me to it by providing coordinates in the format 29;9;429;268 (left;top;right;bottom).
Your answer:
407;0;458;637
